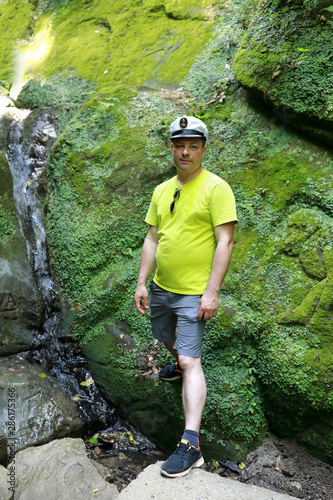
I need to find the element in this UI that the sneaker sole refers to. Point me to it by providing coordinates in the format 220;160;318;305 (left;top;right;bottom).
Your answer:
158;374;182;381
160;456;204;478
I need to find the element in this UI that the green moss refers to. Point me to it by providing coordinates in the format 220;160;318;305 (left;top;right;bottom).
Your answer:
0;0;34;84
280;279;326;325
183;0;248;100
22;0;214;91
18;71;96;108
308;271;333;339
164;0;216;20
22;0;333;461
0;152;16;242
233;0;333;119
46;90;176;297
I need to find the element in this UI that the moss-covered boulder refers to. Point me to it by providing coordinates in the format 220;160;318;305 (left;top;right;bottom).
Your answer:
233;0;333;145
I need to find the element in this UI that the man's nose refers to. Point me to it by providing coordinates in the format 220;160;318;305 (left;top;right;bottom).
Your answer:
182;147;189;156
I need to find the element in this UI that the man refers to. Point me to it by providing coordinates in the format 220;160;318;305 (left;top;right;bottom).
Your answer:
134;116;237;477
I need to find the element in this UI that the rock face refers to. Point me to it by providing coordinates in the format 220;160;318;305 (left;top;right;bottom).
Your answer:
233;0;333;145
117;461;299;500
0;464;12;500
14;438;118;500
0;0;332;466
0;356;83;462
0;148;43;356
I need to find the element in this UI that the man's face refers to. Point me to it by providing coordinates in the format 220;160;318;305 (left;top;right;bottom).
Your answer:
171;137;207;174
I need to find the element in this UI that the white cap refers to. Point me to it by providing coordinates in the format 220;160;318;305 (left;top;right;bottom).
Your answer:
170;116;208;140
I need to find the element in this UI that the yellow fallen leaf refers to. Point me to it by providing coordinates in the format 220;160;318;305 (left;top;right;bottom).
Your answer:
80;378;94;386
239;462;245;470
93;488;98;493
38;373;47;378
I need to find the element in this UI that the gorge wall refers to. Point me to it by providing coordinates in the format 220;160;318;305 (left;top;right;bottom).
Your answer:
0;0;332;464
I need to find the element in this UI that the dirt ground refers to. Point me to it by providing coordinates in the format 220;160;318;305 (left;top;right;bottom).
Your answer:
203;433;333;500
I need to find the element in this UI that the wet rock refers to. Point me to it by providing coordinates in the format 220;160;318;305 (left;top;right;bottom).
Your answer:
0;152;44;356
117;461;299;500
0;115;10;155
14;438;118;500
0;430;7;466
0;355;84;459
0;465;12;500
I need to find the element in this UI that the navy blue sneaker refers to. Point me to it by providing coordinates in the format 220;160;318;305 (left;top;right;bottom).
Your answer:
160;440;204;477
158;362;182;381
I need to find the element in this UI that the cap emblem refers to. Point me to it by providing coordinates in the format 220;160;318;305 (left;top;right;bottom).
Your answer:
179;117;188;129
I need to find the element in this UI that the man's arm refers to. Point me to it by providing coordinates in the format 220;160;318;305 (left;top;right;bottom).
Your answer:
197;221;235;321
134;225;159;315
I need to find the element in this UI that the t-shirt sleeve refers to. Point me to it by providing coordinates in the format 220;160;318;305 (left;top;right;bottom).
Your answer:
145;189;159;226
209;181;238;227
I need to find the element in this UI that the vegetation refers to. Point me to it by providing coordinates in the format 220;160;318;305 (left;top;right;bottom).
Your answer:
0;153;16;242
1;0;332;462
233;0;333;136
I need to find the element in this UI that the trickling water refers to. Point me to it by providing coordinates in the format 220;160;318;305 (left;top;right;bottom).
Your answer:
4;103;114;426
6;108;58;325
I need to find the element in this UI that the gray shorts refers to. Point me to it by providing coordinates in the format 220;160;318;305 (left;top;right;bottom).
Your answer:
149;281;205;358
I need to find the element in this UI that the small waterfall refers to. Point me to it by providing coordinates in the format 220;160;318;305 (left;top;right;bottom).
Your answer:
4;104;115;427
6;108;59;327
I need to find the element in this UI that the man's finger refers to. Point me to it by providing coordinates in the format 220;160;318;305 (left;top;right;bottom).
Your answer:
197;307;205;321
135;296;146;315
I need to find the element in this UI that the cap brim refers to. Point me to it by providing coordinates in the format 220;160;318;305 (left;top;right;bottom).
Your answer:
171;129;205;139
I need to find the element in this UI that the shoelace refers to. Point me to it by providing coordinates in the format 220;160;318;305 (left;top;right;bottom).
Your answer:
174;442;189;457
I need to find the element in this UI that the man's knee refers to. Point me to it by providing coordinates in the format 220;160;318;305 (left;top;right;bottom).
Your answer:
178;354;201;371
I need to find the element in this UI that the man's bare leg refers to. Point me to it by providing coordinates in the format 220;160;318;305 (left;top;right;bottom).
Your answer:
178;355;206;433
160;354;205;477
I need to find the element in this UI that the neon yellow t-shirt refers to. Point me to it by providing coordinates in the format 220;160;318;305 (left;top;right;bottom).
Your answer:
145;169;238;295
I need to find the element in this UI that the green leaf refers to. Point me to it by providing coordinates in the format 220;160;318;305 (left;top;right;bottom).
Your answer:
321;6;333;12
89;433;99;444
297;48;310;52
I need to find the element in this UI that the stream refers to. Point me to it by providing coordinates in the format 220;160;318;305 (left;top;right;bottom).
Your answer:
2;100;166;489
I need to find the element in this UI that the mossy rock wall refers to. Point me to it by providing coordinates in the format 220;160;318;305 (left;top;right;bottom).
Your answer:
233;0;333;145
2;0;333;462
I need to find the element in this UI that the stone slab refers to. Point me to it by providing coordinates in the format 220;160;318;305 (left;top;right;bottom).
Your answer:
14;438;118;500
118;462;299;500
0;465;12;500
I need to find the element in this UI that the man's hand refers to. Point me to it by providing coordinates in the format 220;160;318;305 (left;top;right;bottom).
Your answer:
134;284;149;315
197;290;219;321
